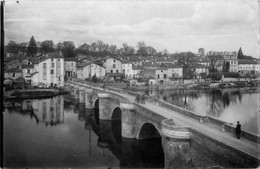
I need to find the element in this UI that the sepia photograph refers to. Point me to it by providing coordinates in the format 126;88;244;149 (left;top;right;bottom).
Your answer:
1;0;260;168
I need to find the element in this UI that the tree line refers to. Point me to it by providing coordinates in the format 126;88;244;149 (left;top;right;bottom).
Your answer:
6;36;171;58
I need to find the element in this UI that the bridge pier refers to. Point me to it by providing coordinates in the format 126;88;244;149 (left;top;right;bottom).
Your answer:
98;93;111;120
70;85;75;96
79;86;85;103
73;85;79;99
161;119;192;169
120;103;137;139
85;88;93;109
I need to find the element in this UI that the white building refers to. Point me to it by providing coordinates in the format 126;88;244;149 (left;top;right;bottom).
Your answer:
31;53;65;87
64;57;77;77
122;61;134;79
99;56;122;73
155;63;183;84
238;59;260;75
76;62;106;80
22;64;35;84
207;51;238;72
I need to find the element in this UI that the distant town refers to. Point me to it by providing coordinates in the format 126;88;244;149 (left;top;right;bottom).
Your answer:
4;36;260;90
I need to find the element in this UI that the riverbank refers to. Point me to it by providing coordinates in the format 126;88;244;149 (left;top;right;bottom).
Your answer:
4;88;69;101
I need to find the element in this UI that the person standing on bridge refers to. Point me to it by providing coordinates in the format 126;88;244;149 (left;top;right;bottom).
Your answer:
236;121;241;139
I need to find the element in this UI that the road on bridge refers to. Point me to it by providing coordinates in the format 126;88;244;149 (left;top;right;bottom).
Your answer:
105;87;260;161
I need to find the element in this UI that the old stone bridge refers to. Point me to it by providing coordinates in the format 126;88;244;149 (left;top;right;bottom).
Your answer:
65;79;260;168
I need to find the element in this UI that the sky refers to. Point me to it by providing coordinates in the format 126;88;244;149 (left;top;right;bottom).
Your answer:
4;0;260;58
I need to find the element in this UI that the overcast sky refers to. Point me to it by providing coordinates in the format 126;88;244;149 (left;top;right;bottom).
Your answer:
5;0;259;58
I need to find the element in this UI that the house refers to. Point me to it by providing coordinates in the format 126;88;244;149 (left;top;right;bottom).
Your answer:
105;73;124;82
155;63;183;84
5;59;22;70
189;63;209;75
4;68;23;80
238;59;260;75
154;56;174;65
122;60;134;79
76;62;106;80
22;64;35;84
223;52;238;72
132;65;143;78
128;56;143;66
64;57;77;78
207;51;238;72
31;53;65;87
96;56;122;74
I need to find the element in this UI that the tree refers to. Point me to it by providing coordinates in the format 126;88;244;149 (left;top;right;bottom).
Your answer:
137;41;146;49
225;61;230;72
146;46;157;56
19;42;28;54
62;41;76;57
96;40;105;52
237;47;244;59
40;40;54;54
222;61;230;73
27;36;37;56
137;47;148;55
176;52;196;78
6;40;19;55
122;43;135;55
78;43;90;55
55;42;63;52
208;54;223;73
108;45;117;55
162;49;169;56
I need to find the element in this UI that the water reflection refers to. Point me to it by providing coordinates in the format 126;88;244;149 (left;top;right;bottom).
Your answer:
145;88;259;134
4;94;257;168
4;96;65;126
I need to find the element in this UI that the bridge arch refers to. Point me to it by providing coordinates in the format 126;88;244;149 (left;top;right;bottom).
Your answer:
111;107;122;143
111;107;122;120
137;122;161;139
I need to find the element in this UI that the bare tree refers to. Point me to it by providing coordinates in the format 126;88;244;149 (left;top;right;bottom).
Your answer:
208;54;223;72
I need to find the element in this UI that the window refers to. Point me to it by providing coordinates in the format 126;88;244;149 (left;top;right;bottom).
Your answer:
27;69;30;74
110;70;113;73
43;63;46;68
52;63;55;68
51;59;53;61
13;73;15;77
161;70;163;72
58;76;61;81
157;74;160;78
114;60;116;63
51;70;54;74
43;74;46;80
58;59;60;61
57;62;60;68
164;74;167;78
116;70;119;73
113;64;116;68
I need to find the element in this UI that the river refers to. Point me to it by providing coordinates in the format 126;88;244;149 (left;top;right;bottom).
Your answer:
3;92;258;168
144;87;260;135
